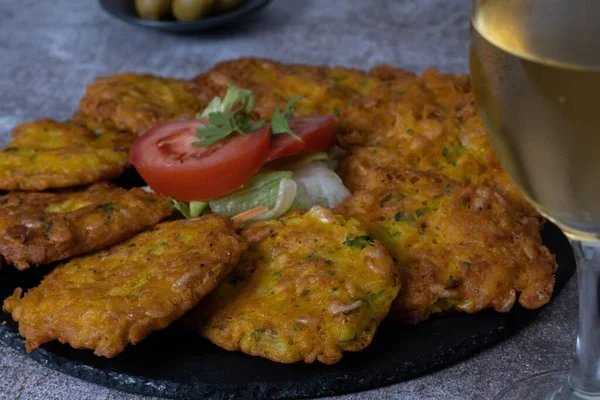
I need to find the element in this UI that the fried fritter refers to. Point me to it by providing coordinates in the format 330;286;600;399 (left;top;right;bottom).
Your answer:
193;58;378;122
338;66;525;208
0;183;173;270
79;73;205;135
339;66;476;149
0;119;134;191
187;206;400;364
336;144;528;209
336;168;557;324
342;65;534;213
3;215;246;358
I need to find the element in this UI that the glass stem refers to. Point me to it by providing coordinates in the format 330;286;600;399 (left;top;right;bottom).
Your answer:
560;241;600;398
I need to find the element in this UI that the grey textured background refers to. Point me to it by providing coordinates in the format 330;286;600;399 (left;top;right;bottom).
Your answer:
0;1;577;399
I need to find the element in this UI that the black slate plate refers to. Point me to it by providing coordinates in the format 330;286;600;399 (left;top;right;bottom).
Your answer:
0;223;574;400
99;0;273;33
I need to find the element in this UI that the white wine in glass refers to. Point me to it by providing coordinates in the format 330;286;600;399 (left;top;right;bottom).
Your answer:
470;0;600;398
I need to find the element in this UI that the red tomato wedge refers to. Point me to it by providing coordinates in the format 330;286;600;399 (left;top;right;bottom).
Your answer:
129;119;271;201
265;115;337;162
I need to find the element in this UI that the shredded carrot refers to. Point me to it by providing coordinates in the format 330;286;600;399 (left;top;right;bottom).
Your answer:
231;205;269;228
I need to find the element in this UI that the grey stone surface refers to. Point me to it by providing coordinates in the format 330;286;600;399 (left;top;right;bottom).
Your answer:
0;0;576;399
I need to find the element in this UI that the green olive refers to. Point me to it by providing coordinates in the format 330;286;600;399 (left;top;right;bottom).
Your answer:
172;0;215;21
214;0;245;13
135;0;172;20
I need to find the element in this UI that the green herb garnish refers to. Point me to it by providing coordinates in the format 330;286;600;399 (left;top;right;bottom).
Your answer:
194;85;266;147
194;110;266;147
194;87;304;147
271;96;304;141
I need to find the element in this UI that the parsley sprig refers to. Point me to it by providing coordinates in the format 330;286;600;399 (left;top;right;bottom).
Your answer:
194;110;266;147
193;86;304;148
194;85;266;147
271;96;303;141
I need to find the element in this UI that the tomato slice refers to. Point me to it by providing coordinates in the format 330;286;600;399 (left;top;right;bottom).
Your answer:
129;119;271;201
265;115;337;162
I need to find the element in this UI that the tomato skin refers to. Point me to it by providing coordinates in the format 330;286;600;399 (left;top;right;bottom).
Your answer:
129;120;271;201
266;115;337;162
129;115;336;201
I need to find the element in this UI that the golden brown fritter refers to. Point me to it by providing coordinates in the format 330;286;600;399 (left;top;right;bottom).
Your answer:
336;168;556;324
0;119;134;191
337;146;533;215
339;66;476;149
3;215;246;358
193;58;378;122
0;183;173;270
79;73;205;135
187;206;400;365
338;66;531;211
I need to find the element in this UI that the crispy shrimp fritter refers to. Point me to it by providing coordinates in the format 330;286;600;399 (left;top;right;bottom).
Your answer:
79;73;205;135
0;119;134;191
0;183;173;270
336;168;556;324
3;215;246;358
187;206;400;365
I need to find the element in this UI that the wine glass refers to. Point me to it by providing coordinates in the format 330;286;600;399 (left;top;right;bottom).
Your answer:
470;0;600;398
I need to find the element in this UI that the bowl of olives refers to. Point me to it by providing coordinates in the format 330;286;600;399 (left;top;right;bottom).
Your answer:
99;0;273;32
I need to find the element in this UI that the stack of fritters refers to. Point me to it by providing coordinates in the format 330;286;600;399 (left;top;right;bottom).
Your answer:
5;216;246;357
1;58;558;364
0;72;237;359
194;58;557;325
0;71;205;270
